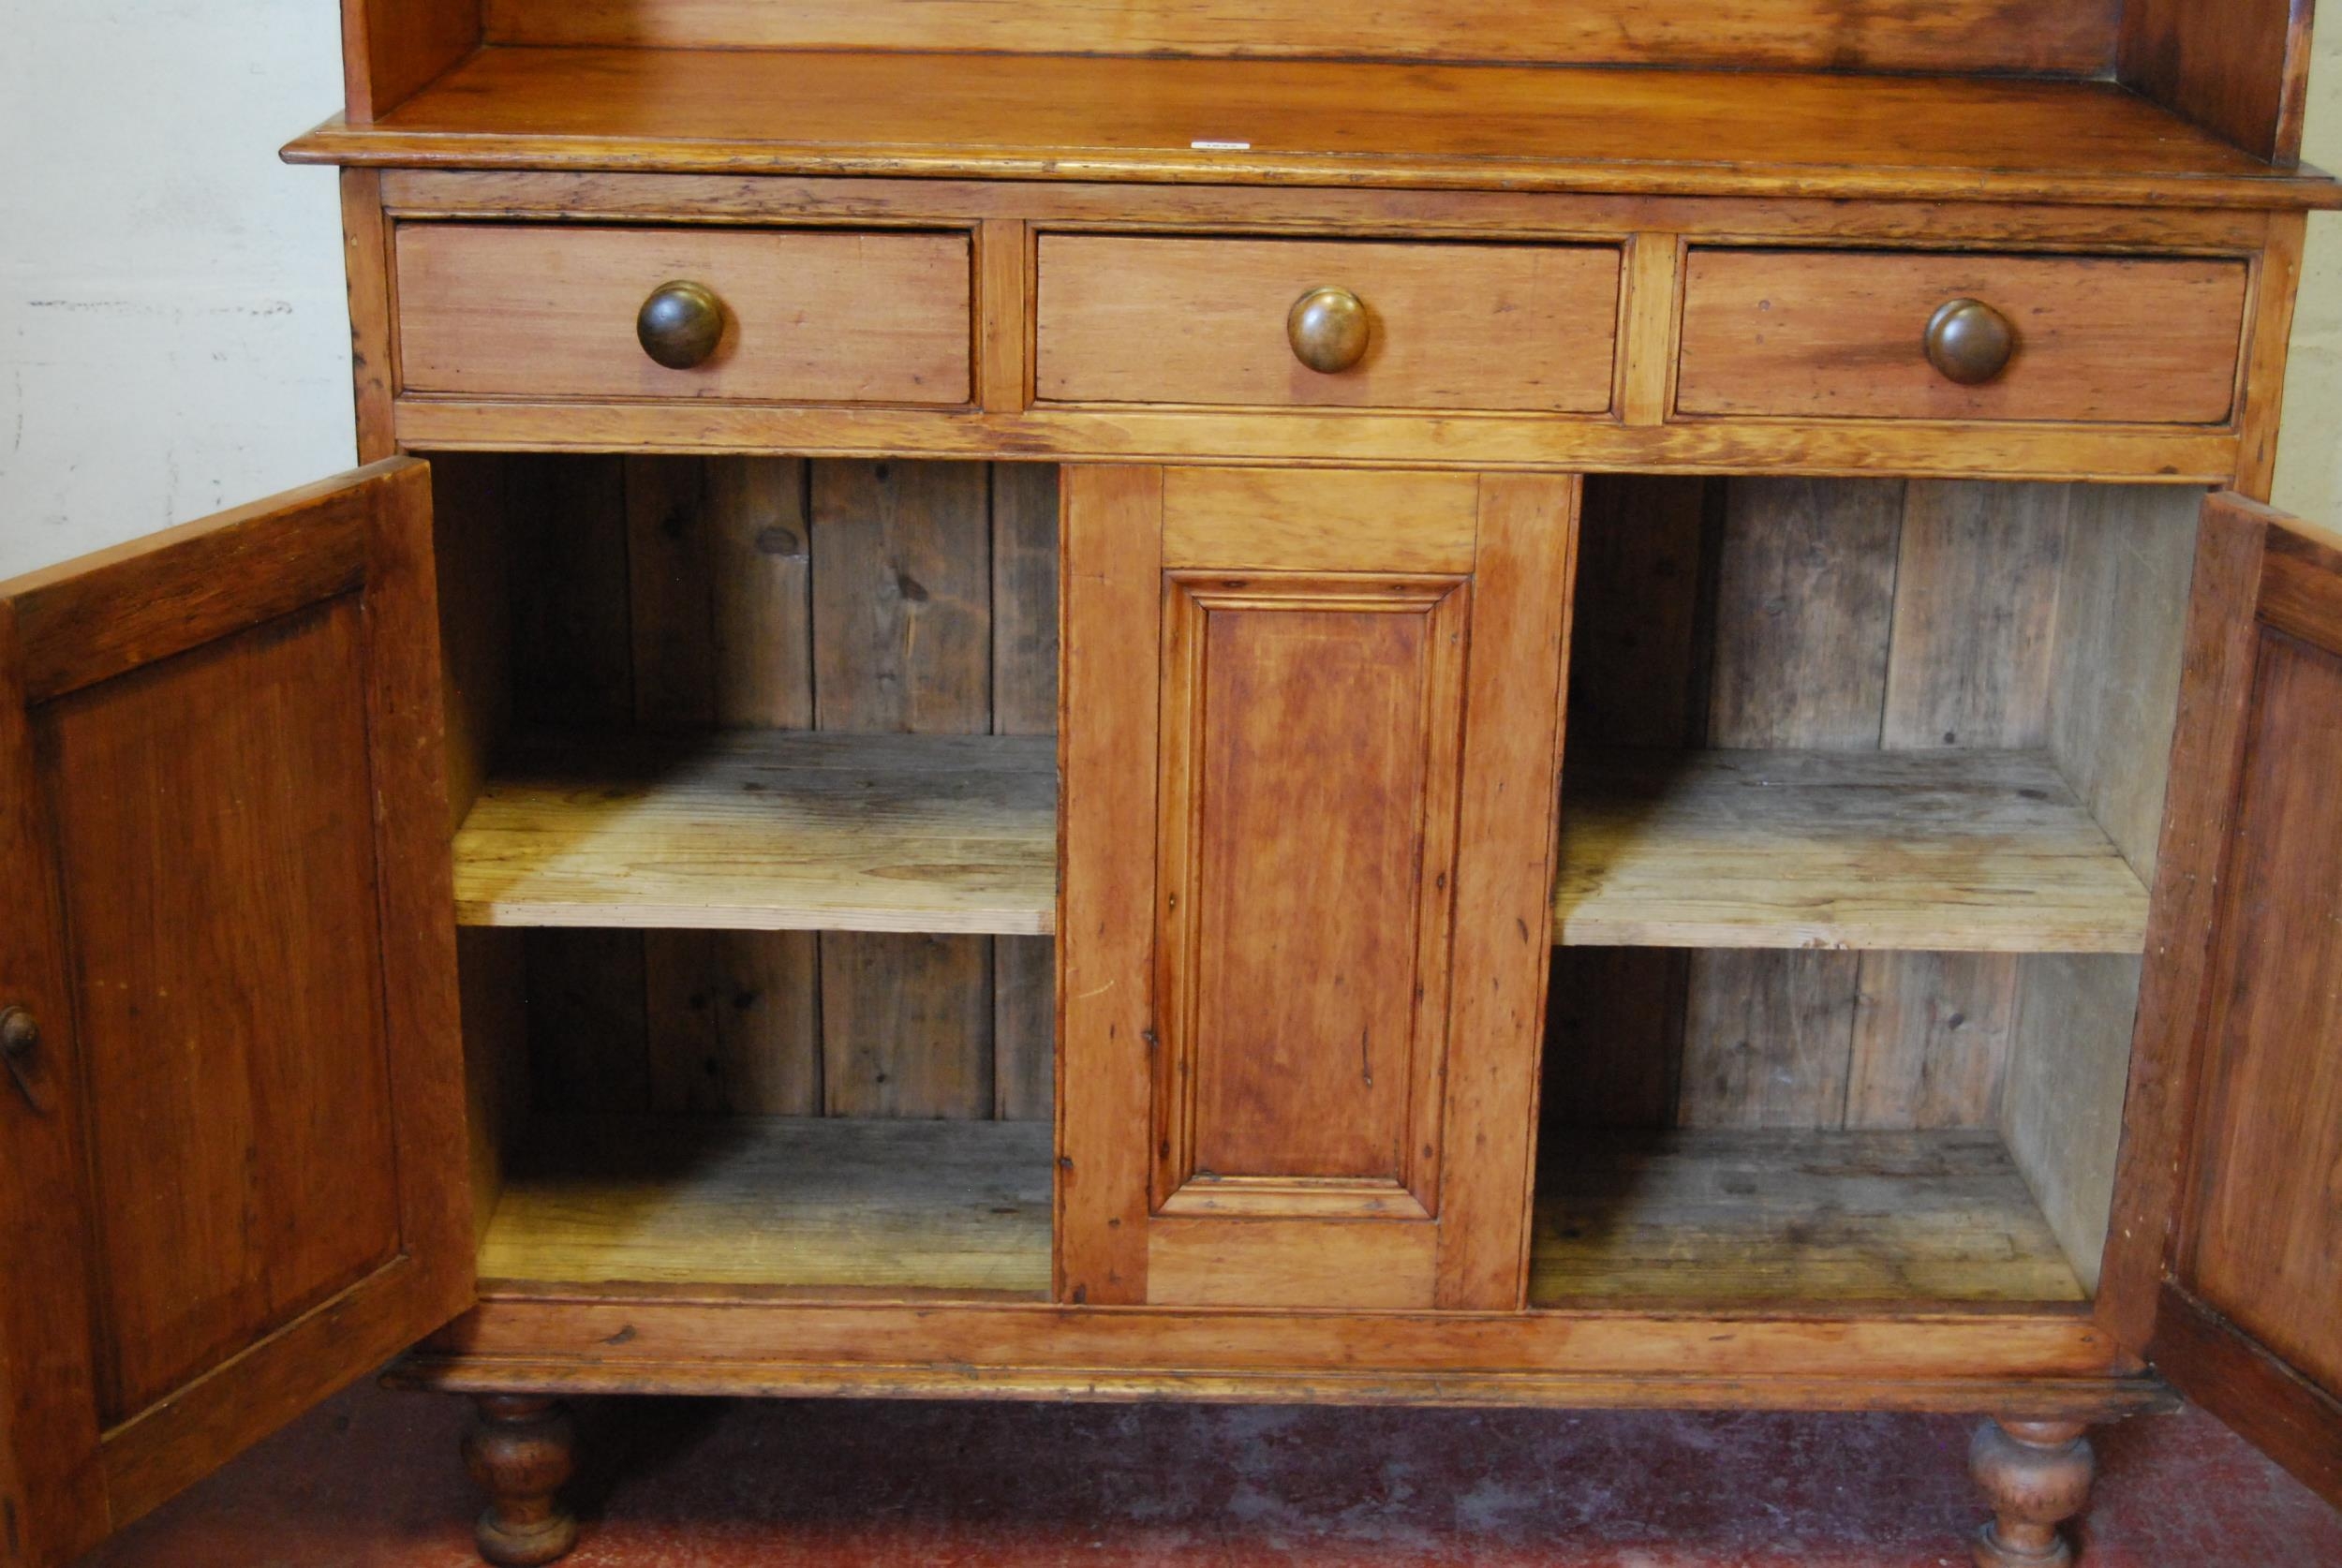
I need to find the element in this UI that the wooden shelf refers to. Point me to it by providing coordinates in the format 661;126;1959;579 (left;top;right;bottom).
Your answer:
1553;749;2152;954
480;1116;1053;1298
1530;1130;2087;1306
452;731;1057;934
284;47;2341;209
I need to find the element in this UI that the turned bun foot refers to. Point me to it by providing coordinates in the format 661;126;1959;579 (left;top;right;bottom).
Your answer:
1970;1418;2096;1568
463;1396;580;1566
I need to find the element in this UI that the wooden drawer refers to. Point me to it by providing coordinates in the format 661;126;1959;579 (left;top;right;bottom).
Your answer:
1035;236;1621;412
395;225;972;404
1676;249;2250;424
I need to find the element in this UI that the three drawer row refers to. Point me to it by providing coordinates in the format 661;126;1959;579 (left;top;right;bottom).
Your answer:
393;223;2252;429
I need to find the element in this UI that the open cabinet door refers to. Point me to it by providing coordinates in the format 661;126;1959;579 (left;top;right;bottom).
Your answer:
2103;492;2342;1510
0;460;471;1566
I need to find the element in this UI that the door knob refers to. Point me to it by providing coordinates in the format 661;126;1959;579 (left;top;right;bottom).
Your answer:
637;280;728;370
1924;298;2015;386
1288;286;1371;375
1;1005;55;1115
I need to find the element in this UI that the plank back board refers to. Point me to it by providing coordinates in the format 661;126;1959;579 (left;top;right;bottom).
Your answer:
482;0;2120;75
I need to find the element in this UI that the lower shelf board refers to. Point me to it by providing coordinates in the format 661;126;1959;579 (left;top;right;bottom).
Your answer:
1554;748;2153;954
1529;1129;2089;1306
479;1116;1055;1299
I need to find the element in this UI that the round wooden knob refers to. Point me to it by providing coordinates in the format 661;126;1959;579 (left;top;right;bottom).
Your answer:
1288;286;1371;375
1924;298;2015;386
636;280;727;370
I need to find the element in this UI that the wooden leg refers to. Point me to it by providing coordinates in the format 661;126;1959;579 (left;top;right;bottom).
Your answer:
463;1396;580;1566
1970;1418;2096;1568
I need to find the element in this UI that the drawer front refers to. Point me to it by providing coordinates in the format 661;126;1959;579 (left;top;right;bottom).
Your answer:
395;225;972;405
1036;236;1621;413
1677;249;2249;424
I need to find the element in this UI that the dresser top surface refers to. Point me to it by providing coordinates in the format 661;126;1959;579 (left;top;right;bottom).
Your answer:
286;46;2342;209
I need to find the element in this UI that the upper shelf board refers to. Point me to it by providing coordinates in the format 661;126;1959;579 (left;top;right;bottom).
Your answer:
453;730;1059;935
284;47;2342;210
1554;748;2154;954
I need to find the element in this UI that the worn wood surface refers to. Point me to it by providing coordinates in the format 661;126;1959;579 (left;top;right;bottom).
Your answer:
285;49;2342;212
1530;1131;2087;1305
1556;749;2150;954
480;0;2120;74
396;225;972;404
340;0;477;122
2118;0;2319;164
453;732;1055;933
990;463;1059;1121
481;1117;1051;1296
1037;236;1619;413
1161;467;1479;574
1055;466;1164;1306
0;462;473;1551
1678;251;2251;424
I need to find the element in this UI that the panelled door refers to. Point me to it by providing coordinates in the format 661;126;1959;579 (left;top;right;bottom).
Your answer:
0;461;472;1567
2104;493;2342;1511
1059;467;1579;1310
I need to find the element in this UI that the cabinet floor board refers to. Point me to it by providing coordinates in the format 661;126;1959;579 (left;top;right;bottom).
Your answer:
1531;1129;2088;1306
479;1116;1053;1297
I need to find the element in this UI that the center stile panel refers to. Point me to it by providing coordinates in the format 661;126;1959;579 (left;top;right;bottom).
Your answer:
1060;466;1580;1310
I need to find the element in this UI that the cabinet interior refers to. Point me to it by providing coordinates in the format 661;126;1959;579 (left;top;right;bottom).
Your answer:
429;455;2200;1311
1537;476;2201;1307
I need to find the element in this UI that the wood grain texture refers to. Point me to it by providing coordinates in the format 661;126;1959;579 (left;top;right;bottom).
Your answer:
341;0;478;122
2118;0;2318;164
1678;251;2250;424
455;732;1055;934
2150;1285;2342;1511
1556;750;2149;954
1531;1131;2086;1305
481;0;2120;74
389;397;2251;485
480;1117;1050;1297
1037;236;1618;413
395;224;972;405
1156;573;1465;1196
1434;474;1579;1308
1161;467;1478;574
990;462;1060;1123
2175;629;2342;1394
1882;482;2068;751
2000;953;2142;1295
284;48;2342;210
1675;950;1860;1130
2046;484;2202;880
2097;498;2268;1349
1847;954;2017;1131
1705;478;1902;750
809;460;998;1118
0;463;472;1546
1147;1220;1438;1309
340;169;397;461
1054;467;1163;1306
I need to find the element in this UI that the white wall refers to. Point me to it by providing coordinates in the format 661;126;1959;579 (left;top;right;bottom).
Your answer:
0;15;2336;579
0;0;352;579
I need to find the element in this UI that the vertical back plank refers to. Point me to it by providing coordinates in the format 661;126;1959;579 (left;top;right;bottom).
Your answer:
507;456;649;1111
992;463;1061;1120
1547;475;1711;1133
1856;480;2070;1130
812;460;998;1117
2117;0;2316;164
1680;479;1901;1127
630;457;823;1116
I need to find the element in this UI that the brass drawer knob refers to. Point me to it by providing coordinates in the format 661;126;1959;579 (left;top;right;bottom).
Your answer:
1924;298;2015;386
637;280;727;370
1;1004;54;1115
1288;286;1371;375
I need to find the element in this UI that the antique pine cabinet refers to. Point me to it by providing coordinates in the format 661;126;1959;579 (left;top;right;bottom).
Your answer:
5;2;2342;1564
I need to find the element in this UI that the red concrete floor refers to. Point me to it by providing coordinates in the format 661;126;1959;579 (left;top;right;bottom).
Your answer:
78;1380;2342;1568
